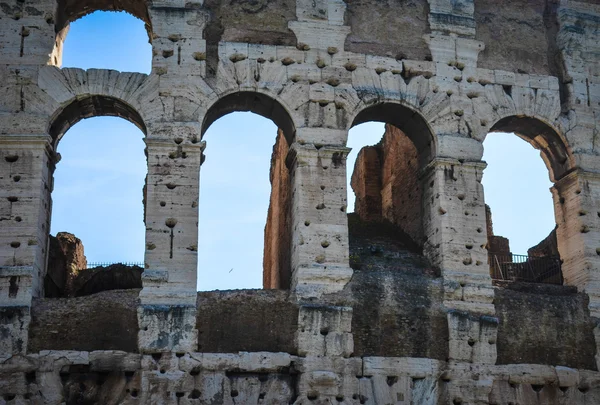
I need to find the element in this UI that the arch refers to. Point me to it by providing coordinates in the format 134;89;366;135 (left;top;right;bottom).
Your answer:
486;115;574;182
201;92;296;145
55;0;152;38
49;95;147;148
199;94;294;291
349;102;436;168
346;102;437;253
483;118;568;285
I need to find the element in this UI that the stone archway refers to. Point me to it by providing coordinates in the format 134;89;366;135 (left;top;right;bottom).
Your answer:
201;91;296;290
483;115;577;287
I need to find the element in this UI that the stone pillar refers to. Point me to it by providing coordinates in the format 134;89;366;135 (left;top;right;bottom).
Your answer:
295;305;359;402
422;157;497;347
287;137;353;298
422;158;497;399
0;134;53;355
422;158;492;309
138;129;204;353
553;170;600;317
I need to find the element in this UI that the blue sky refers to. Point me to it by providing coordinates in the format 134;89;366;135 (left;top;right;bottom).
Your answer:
51;11;555;290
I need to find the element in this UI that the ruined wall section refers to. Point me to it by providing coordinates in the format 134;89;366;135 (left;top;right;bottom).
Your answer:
496;283;597;370
16;278;600;403
45;232;86;298
528;227;559;258
344;0;431;60
475;0;561;76
196;289;298;353
203;0;296;46
484;204;510;256
263;130;292;289
351;147;382;222
26;260;600;372
350;125;423;247
380;125;423;245
28;289;139;353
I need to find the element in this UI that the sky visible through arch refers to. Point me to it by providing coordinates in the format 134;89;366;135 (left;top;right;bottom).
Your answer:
51;12;555;291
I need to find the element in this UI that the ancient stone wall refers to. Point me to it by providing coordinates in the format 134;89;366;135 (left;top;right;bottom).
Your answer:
474;0;562;76
1;0;600;403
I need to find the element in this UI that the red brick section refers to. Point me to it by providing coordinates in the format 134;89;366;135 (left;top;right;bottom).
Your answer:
263;130;292;289
350;124;424;247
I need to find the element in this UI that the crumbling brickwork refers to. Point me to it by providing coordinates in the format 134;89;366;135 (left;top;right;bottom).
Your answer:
1;0;600;403
263;129;292;289
351;124;424;247
45;232;86;298
528;227;559;258
485;204;511;255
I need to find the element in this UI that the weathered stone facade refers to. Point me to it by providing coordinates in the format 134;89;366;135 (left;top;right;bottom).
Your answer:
1;0;600;403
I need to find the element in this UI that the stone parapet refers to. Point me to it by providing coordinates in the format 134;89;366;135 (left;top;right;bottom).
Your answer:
421;158;494;313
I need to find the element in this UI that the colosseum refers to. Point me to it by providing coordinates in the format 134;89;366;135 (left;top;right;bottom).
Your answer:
1;0;600;403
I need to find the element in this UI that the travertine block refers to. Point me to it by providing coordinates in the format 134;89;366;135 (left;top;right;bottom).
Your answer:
297;305;353;357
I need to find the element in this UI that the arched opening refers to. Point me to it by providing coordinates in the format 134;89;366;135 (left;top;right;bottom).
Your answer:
45;97;147;298
483;117;573;285
52;8;151;72
198;93;295;291
346;103;436;274
55;0;151;34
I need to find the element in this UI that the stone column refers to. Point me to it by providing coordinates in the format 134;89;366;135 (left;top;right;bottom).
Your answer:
553;170;600;317
138;129;204;353
0;134;53;355
287;133;353;298
422;158;497;371
422;158;492;306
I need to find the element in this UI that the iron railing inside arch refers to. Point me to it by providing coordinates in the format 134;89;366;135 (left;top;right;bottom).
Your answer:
85;262;144;269
489;253;563;285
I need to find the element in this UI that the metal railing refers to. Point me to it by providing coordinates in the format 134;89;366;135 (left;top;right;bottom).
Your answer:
85;262;144;269
489;253;563;285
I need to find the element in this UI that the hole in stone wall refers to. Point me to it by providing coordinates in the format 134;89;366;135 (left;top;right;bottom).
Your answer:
58;11;151;73
347;120;427;252
25;371;36;384
483;132;561;284
531;384;544;392
198;112;291;291
44;10;149;298
49;117;146;295
347;115;434;277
